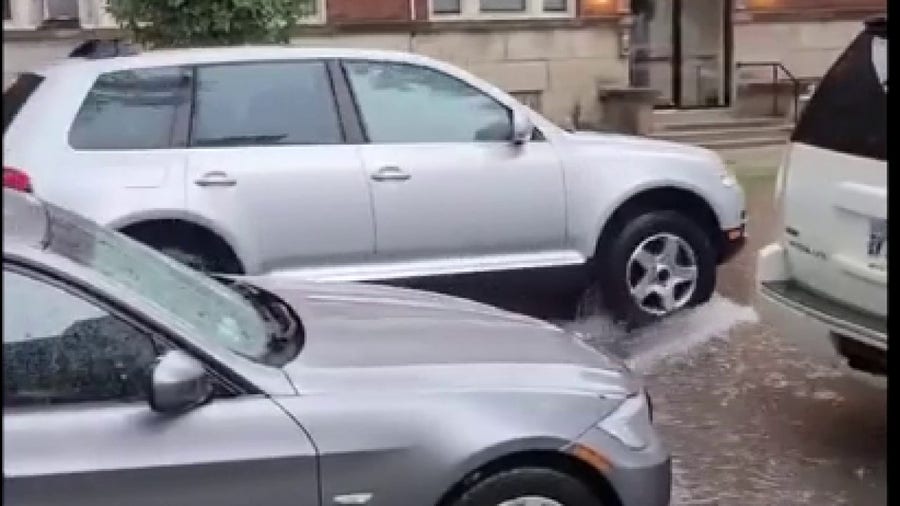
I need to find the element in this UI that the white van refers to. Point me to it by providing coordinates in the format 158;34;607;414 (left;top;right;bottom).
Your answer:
757;16;887;375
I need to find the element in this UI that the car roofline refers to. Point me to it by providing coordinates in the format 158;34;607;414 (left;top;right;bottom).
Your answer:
30;46;444;76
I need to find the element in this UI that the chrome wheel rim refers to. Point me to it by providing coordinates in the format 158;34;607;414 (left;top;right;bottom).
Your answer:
498;497;564;506
626;232;698;316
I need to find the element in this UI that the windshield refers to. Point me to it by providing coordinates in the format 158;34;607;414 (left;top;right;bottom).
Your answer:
43;203;270;361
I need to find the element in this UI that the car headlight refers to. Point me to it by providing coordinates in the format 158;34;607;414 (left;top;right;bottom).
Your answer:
597;392;654;450
720;173;738;188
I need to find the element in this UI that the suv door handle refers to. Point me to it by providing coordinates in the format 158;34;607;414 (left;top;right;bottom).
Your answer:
195;171;237;187
371;166;411;182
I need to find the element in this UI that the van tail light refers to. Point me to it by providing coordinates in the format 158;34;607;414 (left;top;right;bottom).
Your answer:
3;167;33;193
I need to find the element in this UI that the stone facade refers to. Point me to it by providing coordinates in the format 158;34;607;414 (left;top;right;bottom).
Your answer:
2;0;885;126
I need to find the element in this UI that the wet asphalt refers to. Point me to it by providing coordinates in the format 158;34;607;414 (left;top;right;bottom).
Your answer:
469;147;886;505
636;168;887;506
586;149;886;506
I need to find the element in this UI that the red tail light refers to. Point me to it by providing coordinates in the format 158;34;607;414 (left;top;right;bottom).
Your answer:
3;167;33;193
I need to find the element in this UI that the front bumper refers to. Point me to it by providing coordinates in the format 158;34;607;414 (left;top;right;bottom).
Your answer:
756;244;887;371
572;394;671;506
718;224;747;263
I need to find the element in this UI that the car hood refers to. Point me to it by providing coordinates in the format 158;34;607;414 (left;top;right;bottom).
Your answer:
244;277;638;399
567;130;721;164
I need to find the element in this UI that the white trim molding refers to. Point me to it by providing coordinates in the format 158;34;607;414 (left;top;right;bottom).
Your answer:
428;0;575;21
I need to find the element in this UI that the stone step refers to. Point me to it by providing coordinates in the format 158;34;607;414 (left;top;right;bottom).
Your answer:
652;124;794;143
652;108;735;124
654;117;787;132
691;136;789;150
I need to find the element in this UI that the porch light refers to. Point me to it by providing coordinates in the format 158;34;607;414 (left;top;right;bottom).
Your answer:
746;0;779;10
582;0;616;16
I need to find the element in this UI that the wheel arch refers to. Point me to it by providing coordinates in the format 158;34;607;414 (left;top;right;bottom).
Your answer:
112;212;251;274
591;184;724;263
435;449;623;506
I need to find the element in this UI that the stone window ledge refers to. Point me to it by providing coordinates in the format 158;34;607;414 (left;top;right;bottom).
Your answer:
735;7;885;24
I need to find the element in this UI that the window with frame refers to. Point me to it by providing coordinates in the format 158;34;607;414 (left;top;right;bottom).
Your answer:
344;60;512;144
190;61;343;147
69;66;191;150
481;0;526;12
3;269;160;407
431;0;570;17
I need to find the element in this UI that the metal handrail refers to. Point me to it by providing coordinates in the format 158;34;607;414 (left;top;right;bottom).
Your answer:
735;61;802;123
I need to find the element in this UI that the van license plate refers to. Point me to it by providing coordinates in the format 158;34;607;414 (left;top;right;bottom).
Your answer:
867;218;887;258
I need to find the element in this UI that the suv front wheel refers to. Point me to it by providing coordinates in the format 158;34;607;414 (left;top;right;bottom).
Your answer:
584;210;716;328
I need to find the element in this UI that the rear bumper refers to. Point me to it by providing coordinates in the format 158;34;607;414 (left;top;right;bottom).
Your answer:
756;244;887;372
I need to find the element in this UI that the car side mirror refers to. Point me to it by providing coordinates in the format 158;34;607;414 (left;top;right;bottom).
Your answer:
149;350;213;414
511;109;535;145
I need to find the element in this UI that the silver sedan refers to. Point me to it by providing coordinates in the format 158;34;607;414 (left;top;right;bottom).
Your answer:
3;188;671;506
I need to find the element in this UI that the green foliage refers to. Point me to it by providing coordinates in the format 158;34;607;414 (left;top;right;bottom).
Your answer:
107;0;315;48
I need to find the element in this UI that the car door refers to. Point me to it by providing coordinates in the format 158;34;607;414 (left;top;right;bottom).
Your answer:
2;266;320;506
184;60;375;276
341;59;568;276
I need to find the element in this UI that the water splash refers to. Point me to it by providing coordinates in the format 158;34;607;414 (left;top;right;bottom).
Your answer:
561;294;759;373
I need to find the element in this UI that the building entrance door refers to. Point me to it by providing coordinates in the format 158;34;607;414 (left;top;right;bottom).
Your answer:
630;0;731;108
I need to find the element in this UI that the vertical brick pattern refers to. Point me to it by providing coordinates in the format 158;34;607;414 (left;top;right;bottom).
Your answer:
327;0;411;23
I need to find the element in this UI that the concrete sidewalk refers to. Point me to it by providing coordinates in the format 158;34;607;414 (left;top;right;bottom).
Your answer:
717;144;786;179
718;144;787;178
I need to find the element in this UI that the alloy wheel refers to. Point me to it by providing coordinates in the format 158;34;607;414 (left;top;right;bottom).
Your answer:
626;232;698;316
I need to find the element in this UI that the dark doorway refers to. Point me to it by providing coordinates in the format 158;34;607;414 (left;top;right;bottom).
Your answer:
630;0;732;108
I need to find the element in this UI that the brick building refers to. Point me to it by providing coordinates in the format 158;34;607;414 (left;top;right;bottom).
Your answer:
2;0;886;127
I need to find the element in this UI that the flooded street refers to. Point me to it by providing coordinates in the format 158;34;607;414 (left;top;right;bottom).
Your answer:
567;148;887;505
386;146;885;505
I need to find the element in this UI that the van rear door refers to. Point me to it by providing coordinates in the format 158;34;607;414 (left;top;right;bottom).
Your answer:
779;17;887;319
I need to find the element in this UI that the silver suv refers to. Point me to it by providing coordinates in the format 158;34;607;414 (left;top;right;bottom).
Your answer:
3;44;746;325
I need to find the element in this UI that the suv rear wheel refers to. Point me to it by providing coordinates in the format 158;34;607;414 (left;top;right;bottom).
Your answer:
123;222;243;275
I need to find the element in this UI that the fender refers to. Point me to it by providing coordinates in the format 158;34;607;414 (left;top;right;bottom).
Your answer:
578;179;726;259
107;209;261;274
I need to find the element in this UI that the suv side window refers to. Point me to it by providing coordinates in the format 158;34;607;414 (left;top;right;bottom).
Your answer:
3;269;159;407
69;66;192;150
191;61;342;147
343;60;512;143
791;29;886;162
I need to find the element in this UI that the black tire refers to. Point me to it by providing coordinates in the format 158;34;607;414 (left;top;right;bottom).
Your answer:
451;467;604;506
157;245;220;273
123;223;243;275
592;210;716;328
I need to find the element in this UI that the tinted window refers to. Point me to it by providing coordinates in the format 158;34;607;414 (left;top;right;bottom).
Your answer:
69;67;191;150
3;73;44;133
481;0;526;11
191;61;342;147
433;0;461;13
791;29;886;161
344;61;512;143
3;270;159;407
